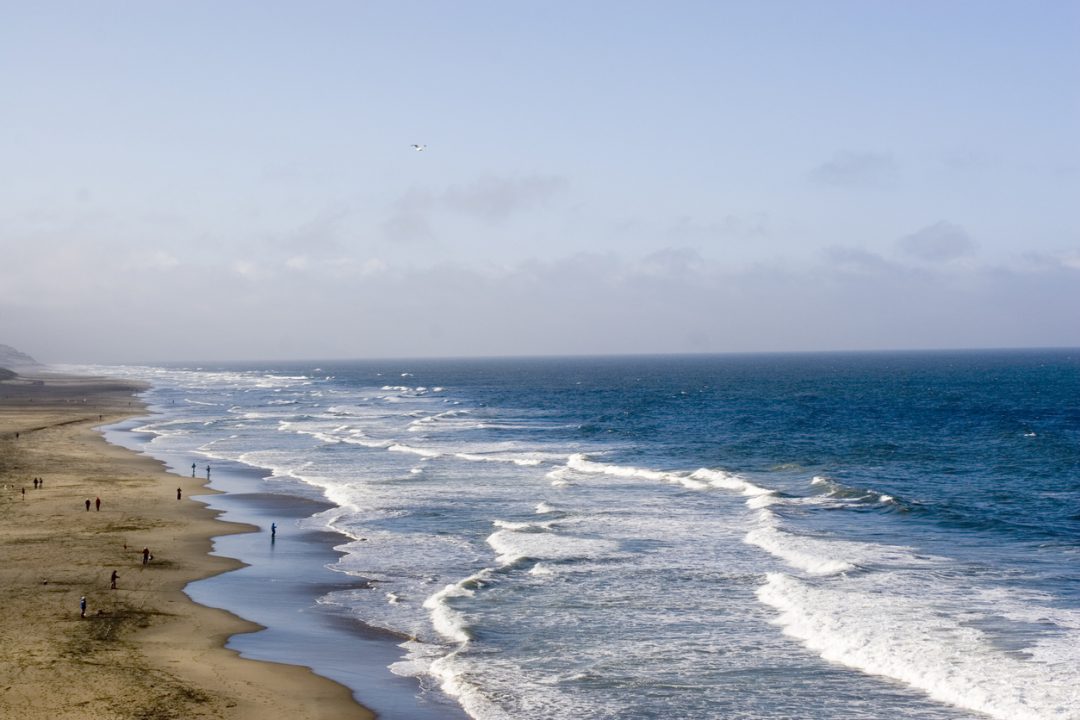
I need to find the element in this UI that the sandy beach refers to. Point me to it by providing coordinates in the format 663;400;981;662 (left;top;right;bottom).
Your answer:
0;373;374;720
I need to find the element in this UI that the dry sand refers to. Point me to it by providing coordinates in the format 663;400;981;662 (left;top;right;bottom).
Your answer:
0;373;374;720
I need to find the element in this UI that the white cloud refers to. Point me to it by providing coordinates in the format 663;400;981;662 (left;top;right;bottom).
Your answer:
3;209;1078;363
381;190;436;244
361;257;388;275
232;260;263;278
896;221;976;262
810;151;899;189
637;247;705;277
823;246;898;274
380;175;569;245
1061;251;1080;271
442;175;568;221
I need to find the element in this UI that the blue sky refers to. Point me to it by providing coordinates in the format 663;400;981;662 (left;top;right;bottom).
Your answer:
1;1;1077;362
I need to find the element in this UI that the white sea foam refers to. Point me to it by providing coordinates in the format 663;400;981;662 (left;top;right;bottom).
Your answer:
426;649;513;720
811;475;896;505
422;570;492;644
745;493;783;509
758;572;1080;720
492;519;555;532
133;418;194;435
408;409;473;432
242;411;281;420
388;443;443;458
676;475;711;490
546;467;573;486
689;468;774;496
454;452;543;466
745;508;929;576
535;502;556;514
381;384;429;396
567;454;669;481
566;454;779;501
340;435;394;449
744;523;856;575
486;527;619;567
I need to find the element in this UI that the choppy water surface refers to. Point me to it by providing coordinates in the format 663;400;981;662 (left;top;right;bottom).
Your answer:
81;351;1080;719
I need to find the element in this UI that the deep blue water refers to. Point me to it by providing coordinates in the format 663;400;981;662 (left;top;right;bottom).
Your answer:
84;349;1079;719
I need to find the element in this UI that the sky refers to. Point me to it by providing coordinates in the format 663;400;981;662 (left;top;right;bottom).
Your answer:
1;1;1077;363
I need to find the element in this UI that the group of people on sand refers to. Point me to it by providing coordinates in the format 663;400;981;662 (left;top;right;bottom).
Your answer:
73;466;281;618
74;488;163;618
17;477;47;500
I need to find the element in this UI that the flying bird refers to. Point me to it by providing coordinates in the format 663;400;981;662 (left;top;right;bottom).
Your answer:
410;144;427;152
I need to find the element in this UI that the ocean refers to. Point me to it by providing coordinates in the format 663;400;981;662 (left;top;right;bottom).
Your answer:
80;350;1079;719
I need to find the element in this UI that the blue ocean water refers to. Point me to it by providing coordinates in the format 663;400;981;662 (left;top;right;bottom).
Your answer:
80;350;1079;719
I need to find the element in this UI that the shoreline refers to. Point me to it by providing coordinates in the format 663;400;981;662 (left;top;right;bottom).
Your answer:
183;481;461;720
105;396;467;720
0;372;376;719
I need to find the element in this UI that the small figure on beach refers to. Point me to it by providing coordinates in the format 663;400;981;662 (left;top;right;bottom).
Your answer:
33;478;38;489
206;464;211;480
271;522;277;540
191;462;196;478
110;570;119;589
95;497;101;511
142;547;150;565
80;596;86;618
177;487;182;500
85;499;91;511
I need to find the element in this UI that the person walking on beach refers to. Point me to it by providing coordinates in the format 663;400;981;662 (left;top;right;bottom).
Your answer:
177;487;182;500
85;499;91;511
110;570;119;589
271;522;277;540
206;464;211;480
95;497;101;511
191;462;196;478
80;596;86;618
142;547;150;565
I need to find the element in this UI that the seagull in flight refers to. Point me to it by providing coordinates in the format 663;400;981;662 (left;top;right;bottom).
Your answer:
410;144;427;152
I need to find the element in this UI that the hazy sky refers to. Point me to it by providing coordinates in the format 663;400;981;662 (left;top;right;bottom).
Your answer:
2;1;1077;363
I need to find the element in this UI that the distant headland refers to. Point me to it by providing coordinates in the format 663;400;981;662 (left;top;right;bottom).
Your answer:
0;343;40;373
